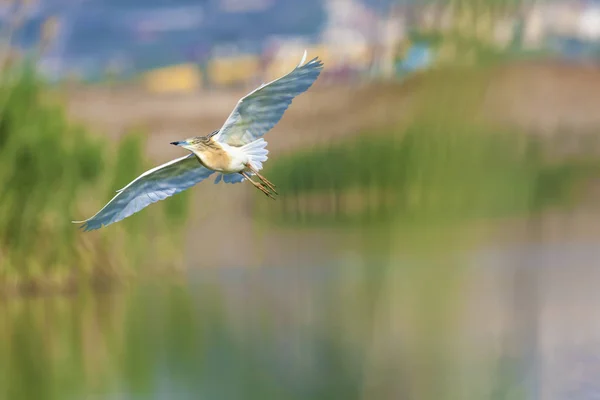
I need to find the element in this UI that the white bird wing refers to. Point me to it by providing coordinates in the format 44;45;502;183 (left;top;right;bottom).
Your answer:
212;50;324;147
73;154;213;232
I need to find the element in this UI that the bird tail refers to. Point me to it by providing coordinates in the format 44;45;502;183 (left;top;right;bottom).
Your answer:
213;139;269;184
241;138;269;171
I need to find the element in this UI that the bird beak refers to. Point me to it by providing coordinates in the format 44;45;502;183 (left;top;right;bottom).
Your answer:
170;141;187;146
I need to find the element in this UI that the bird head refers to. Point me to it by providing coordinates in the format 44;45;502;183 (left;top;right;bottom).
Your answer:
171;131;219;151
170;136;211;150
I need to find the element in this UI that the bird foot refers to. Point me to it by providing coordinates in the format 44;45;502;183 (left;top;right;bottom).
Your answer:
259;178;278;195
245;164;278;194
258;183;277;199
241;171;277;199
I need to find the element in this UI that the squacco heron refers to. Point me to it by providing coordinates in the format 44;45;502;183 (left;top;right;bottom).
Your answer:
73;51;323;231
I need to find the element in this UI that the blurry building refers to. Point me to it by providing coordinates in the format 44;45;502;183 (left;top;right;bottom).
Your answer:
319;0;405;79
523;0;600;44
528;0;600;59
522;4;546;49
207;53;261;88
142;64;202;94
321;0;371;74
262;39;328;82
378;8;406;78
493;17;519;49
579;2;600;41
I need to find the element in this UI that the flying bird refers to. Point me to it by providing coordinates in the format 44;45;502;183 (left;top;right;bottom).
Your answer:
73;50;323;232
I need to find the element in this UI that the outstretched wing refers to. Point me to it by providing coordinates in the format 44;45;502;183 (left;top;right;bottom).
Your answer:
213;50;323;146
73;154;213;232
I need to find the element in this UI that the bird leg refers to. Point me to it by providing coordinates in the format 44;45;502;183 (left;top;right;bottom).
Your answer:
245;163;277;194
241;171;276;199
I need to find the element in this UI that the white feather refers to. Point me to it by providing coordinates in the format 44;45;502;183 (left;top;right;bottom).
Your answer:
214;139;269;185
212;51;323;147
73;154;214;231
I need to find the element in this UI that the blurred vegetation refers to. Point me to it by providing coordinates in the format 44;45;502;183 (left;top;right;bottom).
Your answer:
0;281;360;400
258;123;595;227
257;64;600;228
0;63;191;295
0;273;527;400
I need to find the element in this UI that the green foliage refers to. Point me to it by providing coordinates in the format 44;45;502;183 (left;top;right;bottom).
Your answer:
0;64;191;293
259;58;599;228
259;120;593;227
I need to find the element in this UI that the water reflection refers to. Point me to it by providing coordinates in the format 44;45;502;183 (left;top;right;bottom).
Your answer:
3;221;600;400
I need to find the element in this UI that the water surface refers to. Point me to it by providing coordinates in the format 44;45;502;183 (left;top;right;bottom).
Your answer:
3;210;600;400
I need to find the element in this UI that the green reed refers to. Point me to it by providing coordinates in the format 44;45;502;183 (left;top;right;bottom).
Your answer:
0;64;191;294
258;64;597;228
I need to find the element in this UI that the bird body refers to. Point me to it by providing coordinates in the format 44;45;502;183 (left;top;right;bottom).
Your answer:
191;139;256;173
192;139;240;173
174;134;269;175
74;50;323;231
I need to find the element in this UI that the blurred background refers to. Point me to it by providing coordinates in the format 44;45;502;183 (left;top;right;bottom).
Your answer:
1;0;600;399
